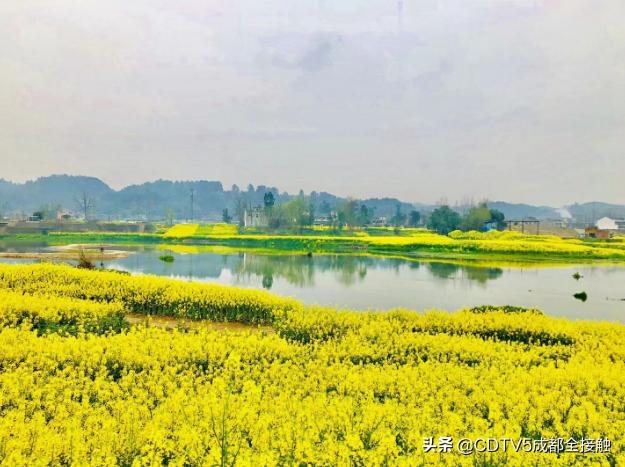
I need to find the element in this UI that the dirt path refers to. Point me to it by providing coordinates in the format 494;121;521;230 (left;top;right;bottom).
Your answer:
0;244;130;261
0;251;130;261
125;313;274;333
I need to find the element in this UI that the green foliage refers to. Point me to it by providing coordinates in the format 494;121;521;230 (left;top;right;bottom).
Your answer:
337;199;358;228
358;204;371;226
461;203;492;232
391;204;407;227
222;208;232;224
31;204;61;221
319;200;332;215
408;210;421;227
489;208;506;230
159;255;175;263
263;191;275;208
234;196;247;227
273;196;315;228
427;205;461;234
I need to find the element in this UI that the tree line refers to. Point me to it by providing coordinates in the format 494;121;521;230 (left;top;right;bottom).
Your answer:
426;203;505;234
224;192;504;234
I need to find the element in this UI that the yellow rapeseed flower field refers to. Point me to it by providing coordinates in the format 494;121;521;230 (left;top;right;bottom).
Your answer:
0;263;622;465
159;224;625;260
163;224;199;238
195;223;239;236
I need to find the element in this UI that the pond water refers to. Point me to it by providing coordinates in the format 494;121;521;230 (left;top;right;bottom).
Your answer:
1;242;624;322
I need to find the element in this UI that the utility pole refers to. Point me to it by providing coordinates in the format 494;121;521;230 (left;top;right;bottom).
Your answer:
190;188;195;223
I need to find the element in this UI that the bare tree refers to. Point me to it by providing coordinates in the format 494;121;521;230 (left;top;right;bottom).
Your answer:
74;191;95;221
164;207;175;226
234;195;248;227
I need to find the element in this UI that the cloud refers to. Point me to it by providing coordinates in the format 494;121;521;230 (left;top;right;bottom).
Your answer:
0;0;624;204
297;38;336;72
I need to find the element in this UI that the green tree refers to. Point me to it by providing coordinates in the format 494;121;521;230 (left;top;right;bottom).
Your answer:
307;200;316;226
263;191;276;224
489;208;506;230
391;204;407;227
337;199;358;228
319;200;332;215
408;210;421;227
427;205;461;234
281;196;314;227
357;204;371;226
234;196;248;227
222;208;232;223
461;203;492;232
263;192;275;208
34;204;61;221
337;211;346;228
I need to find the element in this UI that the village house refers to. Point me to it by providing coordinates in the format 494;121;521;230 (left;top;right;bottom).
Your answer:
370;216;388;227
244;206;268;228
596;217;625;232
313;216;332;226
56;210;73;221
585;226;611;239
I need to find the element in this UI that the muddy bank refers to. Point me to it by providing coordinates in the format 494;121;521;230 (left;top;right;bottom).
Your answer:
125;313;274;333
0;246;130;261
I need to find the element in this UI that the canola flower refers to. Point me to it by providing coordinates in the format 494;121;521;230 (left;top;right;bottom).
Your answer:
163;224;199;238
0;263;623;465
195;223;239;236
11;226;625;261
156;224;625;260
0;264;299;324
0;289;126;335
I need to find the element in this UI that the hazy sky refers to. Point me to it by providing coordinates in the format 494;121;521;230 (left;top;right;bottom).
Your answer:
1;0;624;205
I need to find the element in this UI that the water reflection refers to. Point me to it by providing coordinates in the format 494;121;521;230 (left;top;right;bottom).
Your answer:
111;249;505;289
427;262;503;284
1;242;624;321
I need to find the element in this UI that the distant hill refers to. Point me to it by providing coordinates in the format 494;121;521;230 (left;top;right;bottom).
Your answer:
0;175;114;214
487;202;560;220
0;175;417;221
1;175;622;223
360;198;417;219
566;202;625;223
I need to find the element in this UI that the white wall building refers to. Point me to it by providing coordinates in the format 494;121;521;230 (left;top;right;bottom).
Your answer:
244;207;268;227
596;217;625;231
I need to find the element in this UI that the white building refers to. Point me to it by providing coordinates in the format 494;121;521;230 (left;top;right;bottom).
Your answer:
596;217;625;231
370;217;388;227
244;207;268;227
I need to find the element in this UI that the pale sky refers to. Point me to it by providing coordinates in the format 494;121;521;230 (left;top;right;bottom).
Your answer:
1;0;624;205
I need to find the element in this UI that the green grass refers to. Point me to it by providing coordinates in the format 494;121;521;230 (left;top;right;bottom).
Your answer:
2;228;625;263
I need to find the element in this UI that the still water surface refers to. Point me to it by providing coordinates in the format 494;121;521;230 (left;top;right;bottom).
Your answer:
1;243;624;322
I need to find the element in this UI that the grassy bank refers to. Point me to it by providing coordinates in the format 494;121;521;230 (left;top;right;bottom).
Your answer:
0;263;622;465
2;225;625;262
